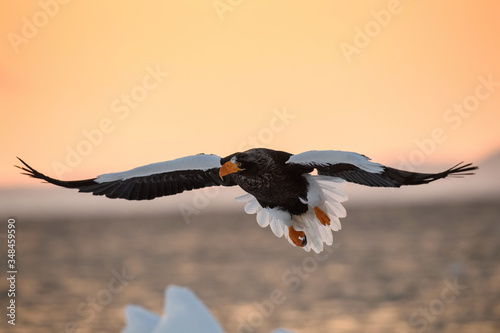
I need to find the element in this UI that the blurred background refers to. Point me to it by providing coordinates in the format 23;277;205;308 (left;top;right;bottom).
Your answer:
1;1;499;332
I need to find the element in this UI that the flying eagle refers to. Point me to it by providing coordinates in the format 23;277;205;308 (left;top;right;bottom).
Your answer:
16;149;477;253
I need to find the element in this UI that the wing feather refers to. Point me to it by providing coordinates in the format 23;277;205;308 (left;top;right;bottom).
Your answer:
16;155;236;201
287;151;478;188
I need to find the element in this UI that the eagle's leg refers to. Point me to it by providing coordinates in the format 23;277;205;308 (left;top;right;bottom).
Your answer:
314;206;331;226
288;226;307;247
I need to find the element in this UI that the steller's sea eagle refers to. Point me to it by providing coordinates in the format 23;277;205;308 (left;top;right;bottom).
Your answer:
16;148;478;253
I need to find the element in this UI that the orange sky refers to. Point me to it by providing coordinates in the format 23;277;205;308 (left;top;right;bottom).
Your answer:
1;0;500;186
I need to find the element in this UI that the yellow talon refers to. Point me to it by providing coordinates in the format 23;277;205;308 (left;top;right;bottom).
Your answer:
288;226;306;247
314;206;330;226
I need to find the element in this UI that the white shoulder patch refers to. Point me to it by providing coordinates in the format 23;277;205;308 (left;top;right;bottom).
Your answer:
95;154;221;183
286;150;384;174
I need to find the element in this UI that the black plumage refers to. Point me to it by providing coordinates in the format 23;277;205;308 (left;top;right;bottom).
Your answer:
221;149;314;215
305;161;478;187
16;149;478;252
16;149;478;203
16;157;236;201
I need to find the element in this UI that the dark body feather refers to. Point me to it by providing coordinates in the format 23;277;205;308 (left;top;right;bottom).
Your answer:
222;149;313;215
16;148;477;211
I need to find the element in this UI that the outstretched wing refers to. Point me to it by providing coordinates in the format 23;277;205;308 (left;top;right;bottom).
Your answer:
16;154;236;200
287;150;478;187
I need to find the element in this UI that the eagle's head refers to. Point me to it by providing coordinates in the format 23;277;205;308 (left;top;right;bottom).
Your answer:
219;148;286;179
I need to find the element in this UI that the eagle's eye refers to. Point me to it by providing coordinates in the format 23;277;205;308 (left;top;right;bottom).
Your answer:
237;162;243;168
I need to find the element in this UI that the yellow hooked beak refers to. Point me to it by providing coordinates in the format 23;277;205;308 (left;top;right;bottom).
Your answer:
219;161;241;179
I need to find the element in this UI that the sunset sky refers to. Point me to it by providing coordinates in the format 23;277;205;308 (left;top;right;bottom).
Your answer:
1;1;499;186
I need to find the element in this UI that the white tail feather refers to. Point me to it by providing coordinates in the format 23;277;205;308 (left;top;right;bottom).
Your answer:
270;217;285;238
235;176;348;253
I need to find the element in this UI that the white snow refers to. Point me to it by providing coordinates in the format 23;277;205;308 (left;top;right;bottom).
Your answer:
122;285;224;333
122;305;161;333
122;285;295;333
